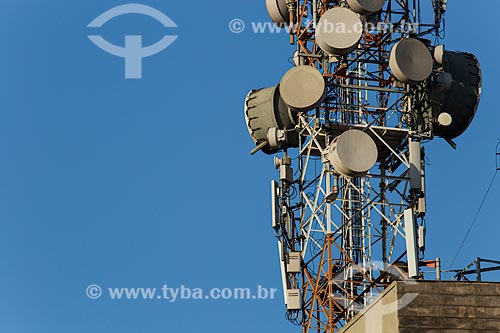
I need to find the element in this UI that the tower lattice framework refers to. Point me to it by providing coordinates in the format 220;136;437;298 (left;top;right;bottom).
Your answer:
245;0;481;332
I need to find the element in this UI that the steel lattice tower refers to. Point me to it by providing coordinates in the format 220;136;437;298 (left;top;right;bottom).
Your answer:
244;0;481;331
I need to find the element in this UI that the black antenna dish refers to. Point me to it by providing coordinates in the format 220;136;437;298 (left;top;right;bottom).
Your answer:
432;51;482;139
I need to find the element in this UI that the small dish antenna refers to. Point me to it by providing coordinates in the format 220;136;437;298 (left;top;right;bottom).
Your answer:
316;7;363;56
266;0;289;26
328;130;378;177
347;0;386;15
279;65;326;112
389;38;433;84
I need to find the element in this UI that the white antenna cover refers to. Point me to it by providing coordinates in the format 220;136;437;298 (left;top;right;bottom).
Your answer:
277;240;289;305
279;65;326;112
271;180;279;229
329;55;340;63
293;50;300;66
347;0;386;15
437;112;453;127
266;0;289;26
434;44;445;65
316;7;363;56
328;130;378;177
389;38;433;84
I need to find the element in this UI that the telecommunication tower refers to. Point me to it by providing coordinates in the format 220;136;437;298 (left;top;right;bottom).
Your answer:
244;0;482;332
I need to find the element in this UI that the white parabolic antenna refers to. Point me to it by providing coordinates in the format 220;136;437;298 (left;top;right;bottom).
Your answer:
265;0;289;26
328;130;378;178
279;65;326;112
389;38;433;84
316;7;363;56
347;0;386;15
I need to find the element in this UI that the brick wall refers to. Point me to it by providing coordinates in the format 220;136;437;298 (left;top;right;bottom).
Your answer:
340;281;500;333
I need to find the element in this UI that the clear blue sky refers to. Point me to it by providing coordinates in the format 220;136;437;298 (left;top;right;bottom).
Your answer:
0;1;498;332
